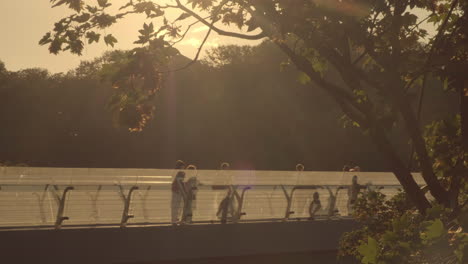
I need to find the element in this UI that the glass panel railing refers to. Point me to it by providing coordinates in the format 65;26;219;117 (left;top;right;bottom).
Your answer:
0;167;418;229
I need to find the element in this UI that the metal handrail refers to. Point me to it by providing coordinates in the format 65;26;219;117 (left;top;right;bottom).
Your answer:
0;182;405;230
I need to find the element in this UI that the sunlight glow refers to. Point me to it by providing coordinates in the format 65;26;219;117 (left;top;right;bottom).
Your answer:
192;25;209;33
181;37;220;48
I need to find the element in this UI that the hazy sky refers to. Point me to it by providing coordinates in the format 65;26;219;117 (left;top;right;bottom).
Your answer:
0;1;433;73
0;1;258;73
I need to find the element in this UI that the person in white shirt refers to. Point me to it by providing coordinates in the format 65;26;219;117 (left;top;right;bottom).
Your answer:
171;160;186;225
309;192;322;219
182;165;199;223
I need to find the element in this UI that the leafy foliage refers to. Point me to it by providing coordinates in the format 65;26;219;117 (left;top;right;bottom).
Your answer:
357;237;378;264
0;60;7;87
339;189;467;263
205;45;255;67
424;115;468;192
99;40;179;131
340;115;467;263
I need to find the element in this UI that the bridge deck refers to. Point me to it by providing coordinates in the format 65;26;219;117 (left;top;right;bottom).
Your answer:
0;167;423;229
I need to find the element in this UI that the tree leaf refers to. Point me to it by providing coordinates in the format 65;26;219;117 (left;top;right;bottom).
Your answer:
75;13;90;23
52;0;84;12
86;32;101;44
39;32;52;45
358;237;378;264
97;0;108;8
421;219;445;243
443;78;449;90
104;34;118;47
297;71;311;85
175;13;191;21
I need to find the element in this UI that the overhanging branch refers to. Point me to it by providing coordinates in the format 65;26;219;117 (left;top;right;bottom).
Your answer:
175;0;266;40
276;41;369;127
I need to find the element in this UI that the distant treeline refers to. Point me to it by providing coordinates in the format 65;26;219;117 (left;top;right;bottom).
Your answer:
0;42;458;170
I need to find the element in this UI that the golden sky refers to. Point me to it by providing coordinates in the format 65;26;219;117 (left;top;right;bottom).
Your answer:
0;1;257;73
0;1;433;73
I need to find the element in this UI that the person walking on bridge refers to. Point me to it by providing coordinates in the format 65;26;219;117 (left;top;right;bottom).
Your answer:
171;160;186;225
347;175;366;216
217;187;236;224
309;191;322;219
182;164;200;224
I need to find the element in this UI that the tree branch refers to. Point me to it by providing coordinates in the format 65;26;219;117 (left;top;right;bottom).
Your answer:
424;0;459;69
276;40;431;213
174;0;266;40
169;17;209;46
162;22;213;73
275;41;369;127
159;0;232;73
352;11;380;65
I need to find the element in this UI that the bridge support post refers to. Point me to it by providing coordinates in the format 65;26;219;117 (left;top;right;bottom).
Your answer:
232;186;250;223
281;185;296;220
118;186;139;228
32;184;51;224
53;185;74;229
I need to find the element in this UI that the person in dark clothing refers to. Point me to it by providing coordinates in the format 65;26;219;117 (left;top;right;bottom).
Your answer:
347;175;367;215
309;192;322;219
217;188;235;224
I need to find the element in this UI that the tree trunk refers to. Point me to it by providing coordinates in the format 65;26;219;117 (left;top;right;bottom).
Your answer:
461;80;468;154
369;126;431;212
386;76;450;207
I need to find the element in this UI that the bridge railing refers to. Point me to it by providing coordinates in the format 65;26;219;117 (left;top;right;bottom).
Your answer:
0;167;422;229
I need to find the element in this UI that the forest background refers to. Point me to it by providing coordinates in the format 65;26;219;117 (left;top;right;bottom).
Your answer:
0;41;457;170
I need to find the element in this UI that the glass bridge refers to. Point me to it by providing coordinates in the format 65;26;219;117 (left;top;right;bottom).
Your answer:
0;167;424;230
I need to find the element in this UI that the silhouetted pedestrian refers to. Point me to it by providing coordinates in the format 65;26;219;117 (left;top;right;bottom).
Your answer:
347;175;366;215
217;188;234;224
309;192;322;219
182;164;199;223
171;160;186;224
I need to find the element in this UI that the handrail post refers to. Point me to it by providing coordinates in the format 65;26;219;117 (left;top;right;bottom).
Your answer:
53;185;74;230
32;184;50;224
118;185;139;228
233;186;250;223
281;185;296;220
325;186;341;219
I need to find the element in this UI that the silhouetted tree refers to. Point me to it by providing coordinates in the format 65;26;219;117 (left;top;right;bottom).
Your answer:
41;0;467;213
